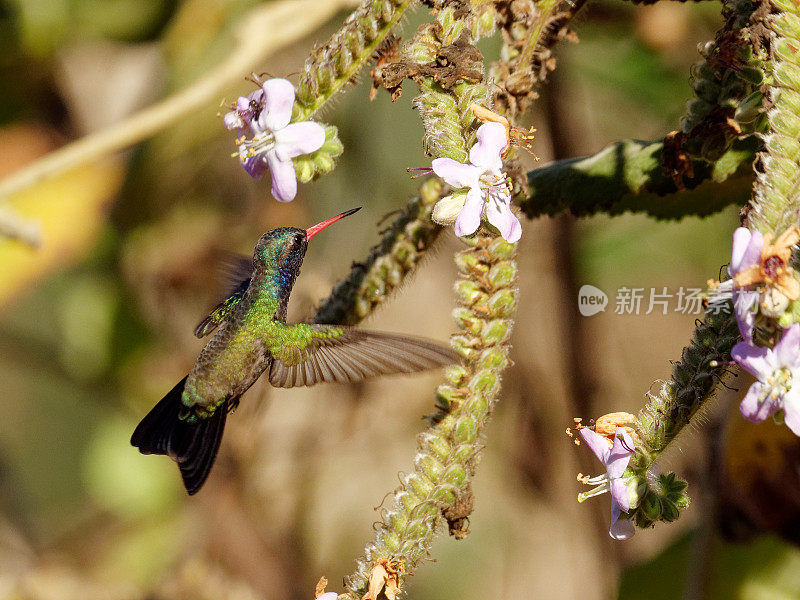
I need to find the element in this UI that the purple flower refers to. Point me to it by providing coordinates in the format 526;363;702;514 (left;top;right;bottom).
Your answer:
730;227;764;277
431;122;521;243
578;427;637;540
224;78;326;202
730;227;764;342
731;323;800;435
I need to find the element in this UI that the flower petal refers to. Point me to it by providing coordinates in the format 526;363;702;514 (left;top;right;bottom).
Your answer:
606;429;633;479
432;192;468;225
579;428;611;464
223;111;244;130
610;502;635;540
485;190;521;243
610;477;631;512
775;323;800;368
453;188;484;237
242;155;268;179
731;227;763;276
783;389;800;436
260;78;295;131
273;121;326;160
266;151;298;202
469;122;507;172
317;594;338;600
739;381;775;423
731;340;773;380
733;289;758;342
432;158;481;189
777;274;800;302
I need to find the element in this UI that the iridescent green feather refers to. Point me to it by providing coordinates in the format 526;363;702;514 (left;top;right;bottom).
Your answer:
194;278;250;338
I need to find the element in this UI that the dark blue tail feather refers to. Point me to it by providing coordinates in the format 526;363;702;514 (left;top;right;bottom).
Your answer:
131;376;228;495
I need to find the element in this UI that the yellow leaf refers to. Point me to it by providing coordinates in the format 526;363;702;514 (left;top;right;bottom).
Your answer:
0;157;124;306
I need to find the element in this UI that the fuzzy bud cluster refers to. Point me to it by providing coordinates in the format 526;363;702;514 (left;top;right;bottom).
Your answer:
617;307;739;532
342;234;518;598
748;0;800;235
631;472;691;530
295;0;415;121
409;5;493;162
292;124;344;187
680;0;769;162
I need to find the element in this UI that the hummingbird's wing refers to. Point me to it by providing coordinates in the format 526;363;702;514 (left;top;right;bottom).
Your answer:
194;254;253;338
267;324;458;387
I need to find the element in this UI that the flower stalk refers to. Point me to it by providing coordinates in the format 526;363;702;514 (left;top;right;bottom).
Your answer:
747;0;800;235
341;233;518;598
407;4;495;162
673;0;768;166
294;0;417;121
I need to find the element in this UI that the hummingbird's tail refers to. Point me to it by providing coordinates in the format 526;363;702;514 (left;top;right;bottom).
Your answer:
131;376;229;495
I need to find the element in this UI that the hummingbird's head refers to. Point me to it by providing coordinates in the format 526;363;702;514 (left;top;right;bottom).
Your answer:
252;208;362;288
254;227;308;273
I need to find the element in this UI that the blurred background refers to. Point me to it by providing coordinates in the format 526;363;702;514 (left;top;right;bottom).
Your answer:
1;0;799;598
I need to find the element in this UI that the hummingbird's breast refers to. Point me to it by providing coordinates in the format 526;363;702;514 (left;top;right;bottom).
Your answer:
182;294;278;416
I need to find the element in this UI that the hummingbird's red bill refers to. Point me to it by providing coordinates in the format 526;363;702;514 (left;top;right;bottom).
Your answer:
305;207;361;240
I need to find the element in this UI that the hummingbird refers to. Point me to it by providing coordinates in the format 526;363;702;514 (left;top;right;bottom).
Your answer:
131;207;456;495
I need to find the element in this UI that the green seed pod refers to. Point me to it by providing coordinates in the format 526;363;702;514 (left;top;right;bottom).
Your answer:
296;75;318;106
486;238;515;260
455;279;485;307
463;393;489;417
468;370;500;397
455;250;482;275
420;432;452;463
334;47;353;77
415;453;445;481
358;16;379;41
450;335;474;359
487;288;518;317
436;384;465;409
354;297;371;319
735;91;764;124
481;319;511;345
294;158;315;183
397;489;420;513
452;306;482;335
343;29;365;55
445;364;469;386
406;473;435;499
487;261;517;288
363;278;386;301
450;443;474;464
393;239;415;267
738;65;766;86
430;486;457;505
639;492;664;522
476;347;508;371
381;529;402;553
403;519;432;543
692;78;721;103
313;152;336;173
441;464;468;487
386;509;409;533
770;110;800;138
453;415;478;444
